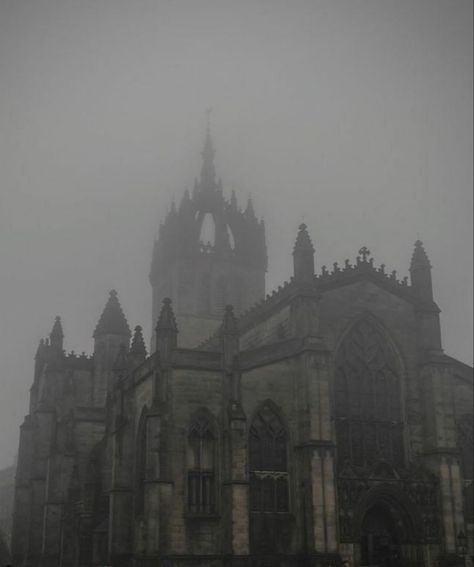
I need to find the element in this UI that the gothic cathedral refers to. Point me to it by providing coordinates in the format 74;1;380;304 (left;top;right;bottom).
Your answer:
12;128;473;567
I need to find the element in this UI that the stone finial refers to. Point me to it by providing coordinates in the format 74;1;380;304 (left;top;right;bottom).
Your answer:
358;246;371;262
155;298;178;357
130;325;147;357
245;197;256;219
410;240;433;301
156;298;178;334
410;240;431;270
294;224;314;253
49;316;64;350
93;290;131;339
293;223;315;282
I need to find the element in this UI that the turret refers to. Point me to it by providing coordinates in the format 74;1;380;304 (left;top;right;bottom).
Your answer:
293;223;315;283
410;240;433;301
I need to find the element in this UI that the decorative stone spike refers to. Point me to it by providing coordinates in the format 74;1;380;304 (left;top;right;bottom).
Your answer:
410;240;431;269
130;325;147;357
293;223;315;282
245;197;256;218
50;316;64;341
410;239;433;300
156;298;178;334
93;290;131;339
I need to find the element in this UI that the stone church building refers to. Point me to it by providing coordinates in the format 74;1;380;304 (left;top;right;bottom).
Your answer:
12;129;473;567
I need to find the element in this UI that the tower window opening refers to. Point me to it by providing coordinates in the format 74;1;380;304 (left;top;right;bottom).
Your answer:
199;213;216;247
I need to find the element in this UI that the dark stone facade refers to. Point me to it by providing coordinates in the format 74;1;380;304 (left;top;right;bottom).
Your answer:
12;131;473;567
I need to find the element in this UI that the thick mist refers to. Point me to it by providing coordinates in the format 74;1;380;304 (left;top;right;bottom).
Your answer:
0;0;472;469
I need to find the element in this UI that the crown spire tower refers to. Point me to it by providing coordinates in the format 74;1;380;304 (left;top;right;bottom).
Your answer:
150;121;267;349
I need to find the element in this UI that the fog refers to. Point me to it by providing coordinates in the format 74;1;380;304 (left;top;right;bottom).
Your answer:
0;0;472;469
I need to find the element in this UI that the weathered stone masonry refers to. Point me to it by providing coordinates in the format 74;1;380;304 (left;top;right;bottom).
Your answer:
12;130;473;567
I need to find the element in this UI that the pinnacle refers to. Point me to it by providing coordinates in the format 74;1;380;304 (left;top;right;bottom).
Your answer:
156;297;178;333
50;316;64;340
130;325;147;357
410;239;431;270
245;197;256;218
293;223;314;253
93;290;131;339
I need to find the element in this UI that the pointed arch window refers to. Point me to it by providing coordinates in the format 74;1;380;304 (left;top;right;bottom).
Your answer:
249;404;289;513
335;318;404;469
187;414;217;514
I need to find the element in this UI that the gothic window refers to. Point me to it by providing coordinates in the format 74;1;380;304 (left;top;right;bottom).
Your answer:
249;404;289;513
335;318;404;469
187;414;217;514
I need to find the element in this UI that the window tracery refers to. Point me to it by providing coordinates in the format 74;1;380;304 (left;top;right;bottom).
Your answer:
187;414;216;514
335;318;404;469
249;404;289;513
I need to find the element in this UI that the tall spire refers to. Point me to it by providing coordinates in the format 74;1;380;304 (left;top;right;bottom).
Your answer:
200;110;216;190
93;290;131;339
293;223;315;283
49;316;64;351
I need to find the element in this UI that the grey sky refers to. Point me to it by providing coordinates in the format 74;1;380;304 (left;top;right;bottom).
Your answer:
0;0;472;469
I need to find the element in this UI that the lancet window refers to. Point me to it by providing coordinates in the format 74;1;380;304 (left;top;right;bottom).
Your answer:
249;403;289;513
187;414;217;514
335;318;404;469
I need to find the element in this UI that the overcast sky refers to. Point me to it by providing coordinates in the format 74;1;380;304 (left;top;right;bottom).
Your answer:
0;0;472;469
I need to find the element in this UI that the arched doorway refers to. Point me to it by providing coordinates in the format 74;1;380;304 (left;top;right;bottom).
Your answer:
360;505;401;567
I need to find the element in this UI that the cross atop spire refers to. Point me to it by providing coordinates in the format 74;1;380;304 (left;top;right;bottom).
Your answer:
358;246;371;262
